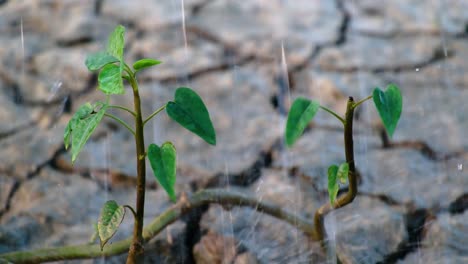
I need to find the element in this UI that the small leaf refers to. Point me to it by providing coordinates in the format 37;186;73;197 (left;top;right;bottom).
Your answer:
133;59;162;72
327;165;339;206
64;103;94;150
285;98;320;147
85;52;119;71
166;87;216;145
337;162;349;184
373;84;402;138
106;25;125;63
98;200;125;251
64;102;107;163
148;142;177;202
98;64;125;95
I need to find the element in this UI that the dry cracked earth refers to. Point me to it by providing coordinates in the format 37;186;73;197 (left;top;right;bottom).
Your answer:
0;0;468;263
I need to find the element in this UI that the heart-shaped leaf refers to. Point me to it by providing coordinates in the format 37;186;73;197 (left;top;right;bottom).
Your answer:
373;84;402;138
133;58;162;72
98;200;125;251
327;165;339;206
148;142;177;202
64;102;107;164
166;87;216;145
85;52;119;71
98;64;125;95
285;97;320;147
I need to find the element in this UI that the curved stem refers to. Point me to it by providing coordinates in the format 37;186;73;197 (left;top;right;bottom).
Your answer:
104;113;135;136
124;205;137;220
314;97;358;248
0;189;316;263
352;95;372;109
109;105;136;117
319;106;345;125
142;104;166;126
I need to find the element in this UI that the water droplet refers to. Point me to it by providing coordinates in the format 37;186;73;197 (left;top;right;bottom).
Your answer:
415;68;420;72
457;164;463;171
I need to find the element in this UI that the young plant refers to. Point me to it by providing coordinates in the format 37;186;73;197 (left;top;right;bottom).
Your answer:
285;84;402;247
64;25;216;263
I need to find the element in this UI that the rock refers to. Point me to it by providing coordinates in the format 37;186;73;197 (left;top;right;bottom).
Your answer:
0;215;51;254
327;196;407;264
315;35;441;71
193;231;238;264
1;166;183;256
101;0;206;31
0;175;15;215
127;28;226;82
189;0;341;58
381;40;468;153
0;118;65;179
345;0;468;36
32;47;92;94
200;203;324;263
356;148;468;208
398;211;468;263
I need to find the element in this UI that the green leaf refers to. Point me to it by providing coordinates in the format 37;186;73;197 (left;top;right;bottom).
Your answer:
337;162;349;184
373;84;402;138
98;64;125;95
85;52;119;71
166;87;216;145
97;200;125;251
64;103;94;150
148;142;177;202
106;25;125;63
133;58;162;72
327;165;339;206
285;98;320;147
64;102;107;164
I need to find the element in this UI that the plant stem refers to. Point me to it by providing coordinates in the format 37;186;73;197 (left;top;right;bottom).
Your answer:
319;105;345;125
104;113;135;136
0;189;316;263
142;104;166;126
124;205;137;220
352;95;372;109
109;105;136;117
314;97;357;248
127;74;146;264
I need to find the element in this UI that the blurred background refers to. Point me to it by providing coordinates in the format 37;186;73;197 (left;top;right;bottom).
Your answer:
0;0;467;263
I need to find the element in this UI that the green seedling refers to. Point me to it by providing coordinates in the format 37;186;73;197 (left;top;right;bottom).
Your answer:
64;25;216;262
285;84;403;247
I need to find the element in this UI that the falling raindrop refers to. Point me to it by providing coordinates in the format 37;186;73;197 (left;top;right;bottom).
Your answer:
415;68;420;72
457;163;462;171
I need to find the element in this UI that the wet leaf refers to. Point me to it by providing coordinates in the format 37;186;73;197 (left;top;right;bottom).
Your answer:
373;84;402;138
106;25;125;63
98;200;125;251
148;142;177;202
98;64;124;95
64;102;107;164
85;52;119;71
337;162;349;184
285;98;320;147
166;87;216;145
133;58;162;72
327;165;339;206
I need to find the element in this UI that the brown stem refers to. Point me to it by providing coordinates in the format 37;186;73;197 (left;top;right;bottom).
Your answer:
127;75;146;264
313;97;357;247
